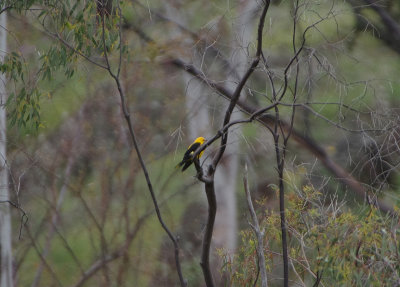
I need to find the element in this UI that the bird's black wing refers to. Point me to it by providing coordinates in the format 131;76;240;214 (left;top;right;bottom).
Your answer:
178;142;201;171
182;142;201;161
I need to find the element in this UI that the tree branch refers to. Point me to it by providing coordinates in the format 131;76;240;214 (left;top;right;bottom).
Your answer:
212;0;270;170
169;59;396;215
195;3;271;286
99;8;187;286
199;180;217;287
243;165;268;287
349;0;400;54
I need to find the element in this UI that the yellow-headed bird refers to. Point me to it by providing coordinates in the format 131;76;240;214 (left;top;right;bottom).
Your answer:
176;137;206;172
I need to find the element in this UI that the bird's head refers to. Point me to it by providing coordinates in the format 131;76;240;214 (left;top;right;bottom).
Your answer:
195;137;206;144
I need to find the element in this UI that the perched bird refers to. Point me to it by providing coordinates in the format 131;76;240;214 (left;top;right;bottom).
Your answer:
176;137;206;172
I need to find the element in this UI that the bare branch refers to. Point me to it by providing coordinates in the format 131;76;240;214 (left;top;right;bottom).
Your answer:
99;8;187;286
70;213;148;287
25;225;63;287
168;58;397;216
0;200;28;239
0;6;12;15
212;0;271;170
278;102;390;133
191;102;279;161
243;165;268;287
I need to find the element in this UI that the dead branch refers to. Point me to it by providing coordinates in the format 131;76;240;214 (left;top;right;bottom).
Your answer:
99;7;187;286
243;165;268;287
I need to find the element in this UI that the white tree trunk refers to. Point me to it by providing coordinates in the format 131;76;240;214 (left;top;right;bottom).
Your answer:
165;4;210;139
214;0;259;254
183;73;210;139
0;11;13;287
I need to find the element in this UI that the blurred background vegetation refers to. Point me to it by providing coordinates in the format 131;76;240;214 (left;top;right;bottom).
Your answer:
1;0;400;286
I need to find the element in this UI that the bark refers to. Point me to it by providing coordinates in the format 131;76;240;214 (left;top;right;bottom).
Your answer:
200;181;217;287
0;11;13;287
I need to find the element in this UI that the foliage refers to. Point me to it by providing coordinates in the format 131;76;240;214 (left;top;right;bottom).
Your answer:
0;0;123;131
0;52;40;129
223;182;400;286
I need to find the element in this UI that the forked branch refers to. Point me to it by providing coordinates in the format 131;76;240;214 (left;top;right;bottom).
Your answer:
195;2;271;286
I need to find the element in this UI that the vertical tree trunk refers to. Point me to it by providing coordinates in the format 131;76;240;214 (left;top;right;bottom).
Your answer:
214;0;259;254
182;73;211;139
164;4;210;140
0;11;13;287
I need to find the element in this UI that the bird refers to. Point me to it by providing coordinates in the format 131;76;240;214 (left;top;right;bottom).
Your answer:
176;137;206;172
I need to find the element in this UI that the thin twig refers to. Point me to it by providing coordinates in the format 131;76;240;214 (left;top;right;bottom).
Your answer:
167;58;397;216
243;164;268;287
99;7;186;286
278;102;388;133
0;200;28;239
48;32;107;69
273;2;302;285
31;149;76;287
212;0;270;170
70;213;148;287
192;102;279;160
0;6;12;15
25;226;63;287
